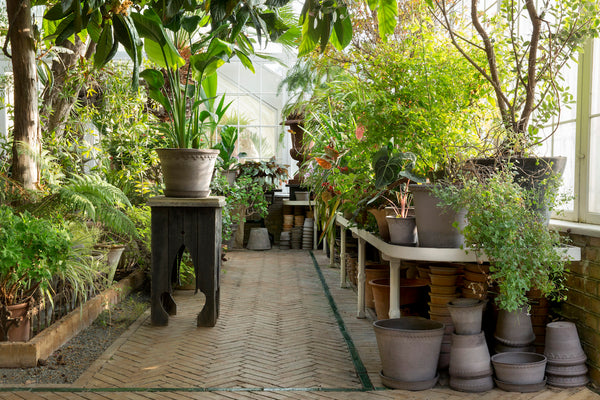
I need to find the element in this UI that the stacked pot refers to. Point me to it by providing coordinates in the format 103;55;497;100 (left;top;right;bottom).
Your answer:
279;231;290;250
302;218;314;249
544;321;589;388
447;298;494;392
461;263;489;300
491;352;547;392
428;265;461;369
494;308;535;353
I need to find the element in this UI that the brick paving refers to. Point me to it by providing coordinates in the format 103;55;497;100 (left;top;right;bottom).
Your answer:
0;249;599;399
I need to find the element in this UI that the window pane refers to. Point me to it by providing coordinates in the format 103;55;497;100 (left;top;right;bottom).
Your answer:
591;38;600;115
589;117;600;213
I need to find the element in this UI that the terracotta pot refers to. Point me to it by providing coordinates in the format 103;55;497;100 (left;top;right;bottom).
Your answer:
430;284;458;295
463;270;487;283
429;273;459;286
4;302;31;342
373;317;444;389
428;303;451;315
464;263;490;274
491;352;547;385
370;278;429;320
410;184;466;248
386;216;417;245
429;265;460;275
429;292;459;305
447;299;486;335
365;264;389;309
368;209;390;242
429;312;453;325
417;267;430;281
449;331;493;379
546;362;588;376
494;308;535;347
544;321;586;364
156;148;219;198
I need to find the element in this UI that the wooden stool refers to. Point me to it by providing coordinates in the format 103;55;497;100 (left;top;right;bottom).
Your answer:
148;196;225;327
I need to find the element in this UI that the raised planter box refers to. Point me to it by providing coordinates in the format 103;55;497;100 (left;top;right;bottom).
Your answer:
0;270;145;368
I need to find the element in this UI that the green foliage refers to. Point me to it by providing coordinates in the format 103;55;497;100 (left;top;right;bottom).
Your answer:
213;125;246;171
236;160;289;191
0;206;72;306
211;174;270;243
348;27;490;177
434;168;569;312
33;174;138;242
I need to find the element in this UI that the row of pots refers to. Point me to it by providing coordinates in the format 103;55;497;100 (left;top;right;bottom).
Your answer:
374;303;589;392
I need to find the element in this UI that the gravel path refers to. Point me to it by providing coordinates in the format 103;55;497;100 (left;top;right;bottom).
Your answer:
0;290;150;385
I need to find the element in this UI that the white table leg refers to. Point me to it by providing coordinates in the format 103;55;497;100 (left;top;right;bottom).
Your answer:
340;227;347;288
313;204;318;250
389;259;402;319
357;237;366;318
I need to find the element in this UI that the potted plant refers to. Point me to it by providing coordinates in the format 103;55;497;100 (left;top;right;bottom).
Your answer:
213;125;246;185
432;0;600;194
368;145;423;245
132;4;291;198
211;174;270;249
0;206;73;341
434;166;569;312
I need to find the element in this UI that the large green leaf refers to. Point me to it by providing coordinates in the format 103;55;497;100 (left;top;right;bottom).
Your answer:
94;23;114;69
131;10;184;69
44;0;75;21
112;14;142;89
377;0;398;39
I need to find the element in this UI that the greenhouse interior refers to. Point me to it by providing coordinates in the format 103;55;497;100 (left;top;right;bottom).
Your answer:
1;0;600;398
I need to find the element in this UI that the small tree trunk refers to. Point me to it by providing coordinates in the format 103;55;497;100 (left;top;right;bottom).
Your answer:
41;37;88;136
7;0;39;189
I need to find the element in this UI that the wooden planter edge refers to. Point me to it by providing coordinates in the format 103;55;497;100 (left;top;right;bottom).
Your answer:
0;269;146;368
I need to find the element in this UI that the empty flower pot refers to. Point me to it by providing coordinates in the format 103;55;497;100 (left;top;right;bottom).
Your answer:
449;375;494;393
370;278;428;320
373;317;444;389
449;331;493;379
430;284;458;295
429;273;459;286
544;321;586;363
491;352;547;386
447;298;486;335
246;228;271;250
365;264;390;309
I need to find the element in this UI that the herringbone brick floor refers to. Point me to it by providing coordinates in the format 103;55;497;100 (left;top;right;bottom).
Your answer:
0;249;599;400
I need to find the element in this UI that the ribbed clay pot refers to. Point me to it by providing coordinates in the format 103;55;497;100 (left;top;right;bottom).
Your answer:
156;148;219;198
365;264;389;309
544;321;586;364
494;308;535;347
449;331;493;379
429;292;459;305
447;298;486;335
449;375;494;393
491;352;547;385
373;317;444;390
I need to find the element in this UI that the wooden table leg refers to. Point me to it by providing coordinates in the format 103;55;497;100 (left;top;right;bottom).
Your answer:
340;227;347;288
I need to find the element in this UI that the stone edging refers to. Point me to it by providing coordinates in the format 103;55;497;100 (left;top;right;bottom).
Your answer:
0;270;146;368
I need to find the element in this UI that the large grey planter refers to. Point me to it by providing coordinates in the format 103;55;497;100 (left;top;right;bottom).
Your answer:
157;148;219;198
373;317;444;390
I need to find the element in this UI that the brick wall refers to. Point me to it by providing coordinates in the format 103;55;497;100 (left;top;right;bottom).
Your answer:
559;233;600;386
